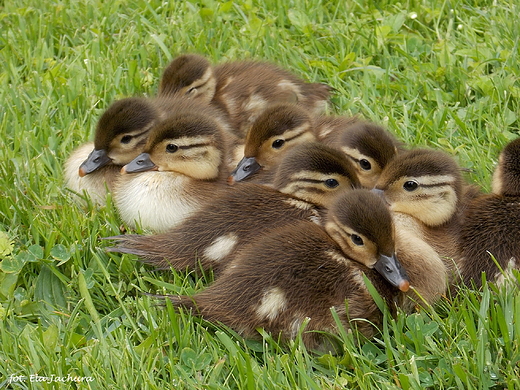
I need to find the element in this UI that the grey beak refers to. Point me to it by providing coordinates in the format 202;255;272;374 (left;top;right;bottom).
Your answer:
374;253;410;292
121;153;157;173
79;149;112;176
229;156;262;183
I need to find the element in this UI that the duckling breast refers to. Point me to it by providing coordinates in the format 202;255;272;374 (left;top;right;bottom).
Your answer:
114;172;203;232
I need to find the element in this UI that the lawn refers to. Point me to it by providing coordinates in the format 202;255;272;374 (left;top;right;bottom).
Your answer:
0;0;519;388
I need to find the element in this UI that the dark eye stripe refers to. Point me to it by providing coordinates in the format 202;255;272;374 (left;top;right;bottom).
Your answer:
280;129;309;143
177;142;209;150
347;155;360;164
417;182;452;188
291;185;328;195
124;129;149;142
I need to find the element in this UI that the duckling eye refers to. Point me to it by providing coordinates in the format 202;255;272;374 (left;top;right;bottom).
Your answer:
121;135;132;144
324;178;339;188
272;139;285;149
359;159;371;170
186;87;197;95
351;234;364;246
166;144;179;153
403;180;419;191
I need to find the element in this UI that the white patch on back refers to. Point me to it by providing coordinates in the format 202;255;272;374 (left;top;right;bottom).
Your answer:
243;94;267;113
277;80;300;96
203;233;239;262
256;287;287;321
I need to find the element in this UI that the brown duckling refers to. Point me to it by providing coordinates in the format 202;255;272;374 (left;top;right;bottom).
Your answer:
78;98;159;175
113;103;232;233
374;148;481;287
106;142;360;275
63;97;159;204
229;103;317;184
158;54;332;138
457;138;520;289
316;117;404;188
163;189;409;351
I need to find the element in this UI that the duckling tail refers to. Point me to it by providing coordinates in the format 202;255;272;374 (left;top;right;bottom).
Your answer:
103;234;175;270
143;292;199;312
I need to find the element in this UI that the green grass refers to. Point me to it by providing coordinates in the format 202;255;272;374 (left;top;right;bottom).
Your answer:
1;0;519;388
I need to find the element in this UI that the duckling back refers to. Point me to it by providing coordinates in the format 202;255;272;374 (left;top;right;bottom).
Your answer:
458;138;520;289
212;60;331;138
165;189;405;350
107;142;360;274
157;54;331;139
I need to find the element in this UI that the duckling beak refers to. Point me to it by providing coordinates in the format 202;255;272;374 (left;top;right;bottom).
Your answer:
228;156;262;184
121;153;157;174
79;149;112;177
374;253;410;292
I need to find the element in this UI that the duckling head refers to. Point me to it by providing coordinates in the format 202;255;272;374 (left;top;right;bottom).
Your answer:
374;148;463;227
229;103;316;182
335;121;403;188
78;98;158;176
158;54;216;102
492;138;520;196
122;110;226;180
272;142;360;208
325;189;410;292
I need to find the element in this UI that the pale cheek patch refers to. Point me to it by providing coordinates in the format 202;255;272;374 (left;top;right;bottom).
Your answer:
256;287;287;321
203;233;239;262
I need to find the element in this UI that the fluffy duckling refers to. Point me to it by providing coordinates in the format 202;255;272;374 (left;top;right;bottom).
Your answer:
63;97;159;204
113;104;231;232
374;148;480;286
229;103;317;183
163;190;409;350
159;54;332;138
457;138;520;289
316;117;404;188
106;142;360;275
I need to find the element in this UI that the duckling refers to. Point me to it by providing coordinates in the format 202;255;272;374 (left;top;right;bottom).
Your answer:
316;117;404;188
230;110;403;186
229;103;317;184
159;54;332;138
374;148;481;284
63;97;159;204
106;142;360;275
161;189;409;351
113;103;232;233
65;94;235;203
457;138;520;289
